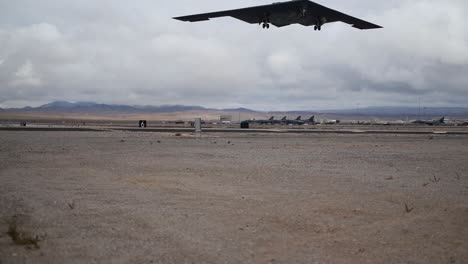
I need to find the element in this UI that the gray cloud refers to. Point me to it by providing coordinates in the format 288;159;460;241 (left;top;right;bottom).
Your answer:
0;0;467;110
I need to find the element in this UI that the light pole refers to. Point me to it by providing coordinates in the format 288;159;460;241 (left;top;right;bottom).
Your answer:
418;97;421;119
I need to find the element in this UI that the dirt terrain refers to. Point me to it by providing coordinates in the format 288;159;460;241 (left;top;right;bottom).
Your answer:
1;131;467;263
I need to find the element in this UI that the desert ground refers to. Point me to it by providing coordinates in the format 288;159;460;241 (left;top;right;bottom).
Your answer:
1;130;467;263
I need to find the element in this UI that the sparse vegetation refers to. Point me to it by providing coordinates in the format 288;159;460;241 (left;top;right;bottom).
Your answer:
7;218;41;249
67;200;75;210
405;203;414;213
430;174;441;183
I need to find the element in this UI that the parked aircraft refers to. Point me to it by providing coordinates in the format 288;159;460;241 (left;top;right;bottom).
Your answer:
277;116;318;125
244;115;322;126
305;116;319;125
283;116;304;125
267;116;287;124
174;0;382;31
411;117;445;126
251;116;276;125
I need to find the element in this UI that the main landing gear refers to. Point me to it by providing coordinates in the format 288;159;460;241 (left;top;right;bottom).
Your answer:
259;13;271;29
314;16;326;31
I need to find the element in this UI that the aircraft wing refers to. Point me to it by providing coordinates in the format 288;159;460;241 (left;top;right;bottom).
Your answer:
174;0;382;30
304;1;382;29
173;1;304;27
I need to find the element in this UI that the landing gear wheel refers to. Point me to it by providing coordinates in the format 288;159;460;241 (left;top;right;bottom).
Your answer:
262;23;266;29
266;23;270;29
318;26;321;31
314;25;317;31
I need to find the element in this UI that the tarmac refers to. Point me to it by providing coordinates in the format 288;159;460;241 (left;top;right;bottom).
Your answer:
2;125;468;135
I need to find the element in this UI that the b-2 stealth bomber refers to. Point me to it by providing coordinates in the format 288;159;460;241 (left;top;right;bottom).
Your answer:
174;0;382;31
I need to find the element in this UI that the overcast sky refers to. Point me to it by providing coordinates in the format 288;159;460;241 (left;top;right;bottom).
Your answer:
0;0;467;110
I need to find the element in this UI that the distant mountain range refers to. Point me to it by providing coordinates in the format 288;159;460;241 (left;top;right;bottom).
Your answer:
315;106;468;117
1;101;468;117
0;101;257;114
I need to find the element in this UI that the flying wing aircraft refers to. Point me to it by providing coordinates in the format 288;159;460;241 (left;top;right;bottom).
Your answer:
174;0;382;31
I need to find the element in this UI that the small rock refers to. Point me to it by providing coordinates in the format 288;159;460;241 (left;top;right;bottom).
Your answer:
356;248;365;254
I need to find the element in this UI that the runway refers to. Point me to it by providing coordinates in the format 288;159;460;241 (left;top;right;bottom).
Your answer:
2;125;468;135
